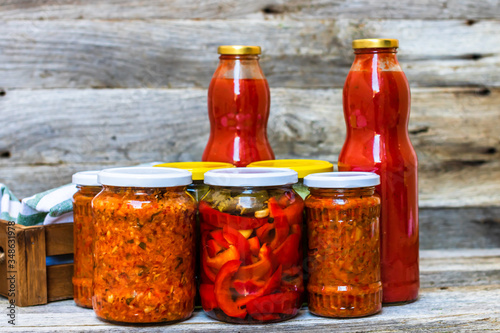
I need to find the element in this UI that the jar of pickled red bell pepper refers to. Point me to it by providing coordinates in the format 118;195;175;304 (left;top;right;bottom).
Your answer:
304;172;381;318
247;159;334;199
92;167;196;324
199;167;304;323
72;170;101;308
154;161;235;202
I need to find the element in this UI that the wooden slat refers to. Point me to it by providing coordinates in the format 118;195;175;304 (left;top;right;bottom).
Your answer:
44;224;73;257
46;264;73;302
1;0;499;20
0;87;498;207
21;226;47;306
1;19;499;89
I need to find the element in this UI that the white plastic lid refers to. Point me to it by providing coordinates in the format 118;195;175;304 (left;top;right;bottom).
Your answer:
98;167;192;187
72;170;101;186
204;167;298;187
304;172;380;188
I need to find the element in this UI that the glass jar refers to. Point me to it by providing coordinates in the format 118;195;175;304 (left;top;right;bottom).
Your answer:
202;45;275;167
199;167;304;323
92;167;196;324
304;172;381;318
338;38;419;304
72;170;102;308
247;159;334;199
154;161;235;202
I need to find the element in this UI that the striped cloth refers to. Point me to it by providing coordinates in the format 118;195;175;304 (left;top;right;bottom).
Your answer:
0;183;77;226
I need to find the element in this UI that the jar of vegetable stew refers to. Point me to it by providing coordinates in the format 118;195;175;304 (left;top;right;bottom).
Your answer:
304;172;381;318
247;159;334;199
154;161;235;202
199;167;304;323
72;170;102;308
92;167;196;324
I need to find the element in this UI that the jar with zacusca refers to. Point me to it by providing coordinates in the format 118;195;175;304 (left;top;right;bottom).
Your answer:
72;170;102;308
304;172;382;318
199;167;304;323
92;167;196;324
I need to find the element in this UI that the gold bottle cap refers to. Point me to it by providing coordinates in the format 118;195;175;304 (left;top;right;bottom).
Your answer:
352;39;399;49
218;45;261;55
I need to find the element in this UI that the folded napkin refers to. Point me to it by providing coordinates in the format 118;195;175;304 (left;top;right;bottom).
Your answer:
0;183;77;226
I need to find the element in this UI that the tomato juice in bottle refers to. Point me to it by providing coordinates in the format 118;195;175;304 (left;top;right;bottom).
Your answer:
202;45;275;167
338;39;419;304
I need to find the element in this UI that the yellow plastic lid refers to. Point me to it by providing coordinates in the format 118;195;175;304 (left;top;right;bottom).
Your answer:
247;159;334;179
154;162;235;181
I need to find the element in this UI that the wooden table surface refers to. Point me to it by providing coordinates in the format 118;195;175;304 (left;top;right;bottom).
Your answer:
1;249;499;332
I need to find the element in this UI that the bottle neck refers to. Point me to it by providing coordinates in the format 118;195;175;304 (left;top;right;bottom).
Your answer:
214;54;265;80
309;187;375;198
351;48;401;72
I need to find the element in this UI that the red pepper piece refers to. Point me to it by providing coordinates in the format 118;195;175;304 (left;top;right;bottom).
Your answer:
283;201;304;226
256;222;274;244
199;200;267;229
248;237;260;257
205;244;240;270
210;229;230;248
246;291;301;318
206;239;224;258
274;233;301;269
214;260;247;319
201;259;217;283
199;284;217;312
223;225;252;265
261;265;282;296
233;279;266;296
268;198;290;249
234;244;273;282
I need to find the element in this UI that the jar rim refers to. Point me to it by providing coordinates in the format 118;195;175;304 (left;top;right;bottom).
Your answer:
98;167;192;187
304;172;380;188
352;38;399;49
204;167;298;187
72;170;101;186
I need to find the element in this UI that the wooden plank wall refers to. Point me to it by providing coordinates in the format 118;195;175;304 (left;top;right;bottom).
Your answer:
0;1;499;248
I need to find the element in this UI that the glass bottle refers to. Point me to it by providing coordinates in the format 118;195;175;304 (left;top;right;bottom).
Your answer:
72;171;101;308
338;39;419;304
202;45;275;167
199;168;303;323
92;167;196;324
304;172;381;317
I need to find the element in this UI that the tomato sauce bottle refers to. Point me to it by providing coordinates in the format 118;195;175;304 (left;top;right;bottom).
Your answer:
202;45;275;167
338;39;419;304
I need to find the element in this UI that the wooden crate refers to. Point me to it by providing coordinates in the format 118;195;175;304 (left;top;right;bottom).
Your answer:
0;219;74;306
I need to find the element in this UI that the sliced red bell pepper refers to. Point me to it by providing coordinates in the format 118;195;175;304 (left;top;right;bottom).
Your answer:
234;244;273;282
248;237;260;257
206;239;224;258
199;200;267;229
201;259;217;283
283;200;304;225
268;198;290;249
246;291;301;318
233;279;266;296
199;284;217;312
274;233;301;269
223;225;252;264
205;244;240;270
210;229;230;248
214;260;247;319
278;190;294;208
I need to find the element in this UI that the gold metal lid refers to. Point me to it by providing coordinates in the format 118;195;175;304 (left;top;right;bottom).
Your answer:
352;39;399;49
218;45;261;55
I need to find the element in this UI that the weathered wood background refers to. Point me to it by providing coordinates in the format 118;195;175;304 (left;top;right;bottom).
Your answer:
0;1;499;249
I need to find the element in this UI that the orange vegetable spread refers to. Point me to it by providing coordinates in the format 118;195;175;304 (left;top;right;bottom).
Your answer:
305;186;381;318
92;186;196;323
72;184;101;308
